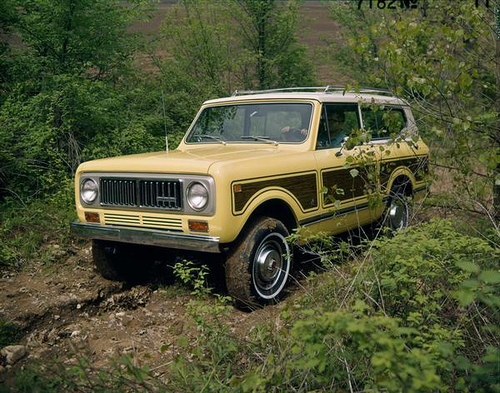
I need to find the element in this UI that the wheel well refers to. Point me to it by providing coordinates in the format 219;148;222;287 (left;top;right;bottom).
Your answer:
392;175;413;196
247;199;298;232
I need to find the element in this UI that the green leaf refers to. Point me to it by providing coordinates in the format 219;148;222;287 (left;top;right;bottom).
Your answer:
177;336;188;348
479;270;500;284
454;289;475;306
454;355;471;371
456;260;480;273
462;278;479;290
350;168;359;178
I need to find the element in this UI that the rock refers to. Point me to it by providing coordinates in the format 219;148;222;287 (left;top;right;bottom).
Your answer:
1;345;27;365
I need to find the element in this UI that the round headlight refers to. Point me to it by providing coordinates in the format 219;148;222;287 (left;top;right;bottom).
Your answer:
81;178;98;204
187;182;209;211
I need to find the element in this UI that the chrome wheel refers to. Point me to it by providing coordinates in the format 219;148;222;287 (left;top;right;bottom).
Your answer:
387;189;410;230
252;232;291;300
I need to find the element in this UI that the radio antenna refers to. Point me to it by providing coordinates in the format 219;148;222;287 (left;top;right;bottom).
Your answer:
161;89;169;152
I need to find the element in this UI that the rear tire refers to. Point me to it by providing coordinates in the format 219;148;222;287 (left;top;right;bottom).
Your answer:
225;217;292;308
383;183;412;231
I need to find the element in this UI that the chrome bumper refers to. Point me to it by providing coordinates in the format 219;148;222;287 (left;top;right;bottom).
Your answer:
70;221;221;253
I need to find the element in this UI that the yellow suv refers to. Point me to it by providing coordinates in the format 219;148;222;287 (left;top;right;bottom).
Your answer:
71;87;429;305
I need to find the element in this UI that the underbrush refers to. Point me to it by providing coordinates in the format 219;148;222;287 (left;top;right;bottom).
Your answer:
0;178;76;270
9;219;500;392
0;319;23;348
254;219;499;392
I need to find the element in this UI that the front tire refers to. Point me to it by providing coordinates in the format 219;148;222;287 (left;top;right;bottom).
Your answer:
92;240;136;281
225;217;292;307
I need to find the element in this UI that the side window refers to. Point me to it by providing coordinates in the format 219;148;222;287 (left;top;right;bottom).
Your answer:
316;104;360;149
362;107;407;140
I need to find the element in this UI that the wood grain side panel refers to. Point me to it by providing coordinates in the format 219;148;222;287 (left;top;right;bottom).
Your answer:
322;167;372;204
380;156;429;188
234;173;318;213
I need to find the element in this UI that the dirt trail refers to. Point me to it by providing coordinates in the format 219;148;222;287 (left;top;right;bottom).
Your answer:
0;242;283;381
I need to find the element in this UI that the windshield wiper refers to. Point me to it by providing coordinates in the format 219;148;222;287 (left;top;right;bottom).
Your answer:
241;135;279;146
198;135;227;145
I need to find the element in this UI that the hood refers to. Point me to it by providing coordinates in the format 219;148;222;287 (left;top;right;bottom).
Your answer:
77;145;300;175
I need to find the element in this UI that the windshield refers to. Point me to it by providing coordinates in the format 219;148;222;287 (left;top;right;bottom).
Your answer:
186;103;313;144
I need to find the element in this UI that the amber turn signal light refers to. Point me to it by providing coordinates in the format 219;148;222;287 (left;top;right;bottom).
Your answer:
84;212;100;223
188;220;209;232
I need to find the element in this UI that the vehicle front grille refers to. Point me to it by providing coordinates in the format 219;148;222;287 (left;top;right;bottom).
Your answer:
101;179;137;207
139;180;181;209
100;178;182;210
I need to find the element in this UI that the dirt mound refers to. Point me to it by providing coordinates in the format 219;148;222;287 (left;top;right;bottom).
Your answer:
0;242;283;382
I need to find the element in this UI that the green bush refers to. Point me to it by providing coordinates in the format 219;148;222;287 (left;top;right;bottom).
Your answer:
369;219;497;323
237;220;499;392
0;178;75;269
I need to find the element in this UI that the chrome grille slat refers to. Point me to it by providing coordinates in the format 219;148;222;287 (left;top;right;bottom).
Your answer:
100;178;182;210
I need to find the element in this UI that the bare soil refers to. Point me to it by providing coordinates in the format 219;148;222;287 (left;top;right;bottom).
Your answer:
0;241;285;383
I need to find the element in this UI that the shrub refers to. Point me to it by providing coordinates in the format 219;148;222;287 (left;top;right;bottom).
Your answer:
0;178;75;269
238;220;499;392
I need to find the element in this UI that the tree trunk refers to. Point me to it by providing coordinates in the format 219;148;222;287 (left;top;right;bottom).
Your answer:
256;1;272;90
495;9;500;221
257;10;266;89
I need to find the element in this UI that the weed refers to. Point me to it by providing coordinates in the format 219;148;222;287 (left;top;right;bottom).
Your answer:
0;319;23;347
0;179;76;270
173;260;212;297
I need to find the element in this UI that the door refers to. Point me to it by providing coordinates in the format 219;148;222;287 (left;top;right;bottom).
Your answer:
360;105;417;194
306;103;377;235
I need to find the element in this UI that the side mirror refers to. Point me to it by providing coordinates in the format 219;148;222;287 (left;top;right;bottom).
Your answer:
335;136;349;157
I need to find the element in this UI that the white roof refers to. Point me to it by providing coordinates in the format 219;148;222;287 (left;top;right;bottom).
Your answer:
204;92;409;106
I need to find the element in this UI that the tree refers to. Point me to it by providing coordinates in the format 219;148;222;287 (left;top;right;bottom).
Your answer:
0;0;151;199
10;0;144;80
329;0;499;224
159;0;314;95
495;2;500;219
236;0;315;89
160;0;243;96
325;0;380;84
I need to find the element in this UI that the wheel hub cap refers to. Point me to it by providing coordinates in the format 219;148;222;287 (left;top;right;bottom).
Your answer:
389;199;406;229
256;246;281;283
252;232;291;300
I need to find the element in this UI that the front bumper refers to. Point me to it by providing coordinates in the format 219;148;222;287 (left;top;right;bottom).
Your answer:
70;221;221;253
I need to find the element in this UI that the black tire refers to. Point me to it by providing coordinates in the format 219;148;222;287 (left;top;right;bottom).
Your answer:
382;183;412;231
92;240;136;281
225;217;292;307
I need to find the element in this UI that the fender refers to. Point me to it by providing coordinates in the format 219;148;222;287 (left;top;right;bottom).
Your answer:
385;166;417;194
230;190;302;242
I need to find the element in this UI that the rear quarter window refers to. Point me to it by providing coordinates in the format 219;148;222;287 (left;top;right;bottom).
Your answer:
362;107;407;140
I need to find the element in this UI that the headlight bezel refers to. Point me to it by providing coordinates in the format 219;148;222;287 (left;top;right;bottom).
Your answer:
80;178;99;205
186;181;209;212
